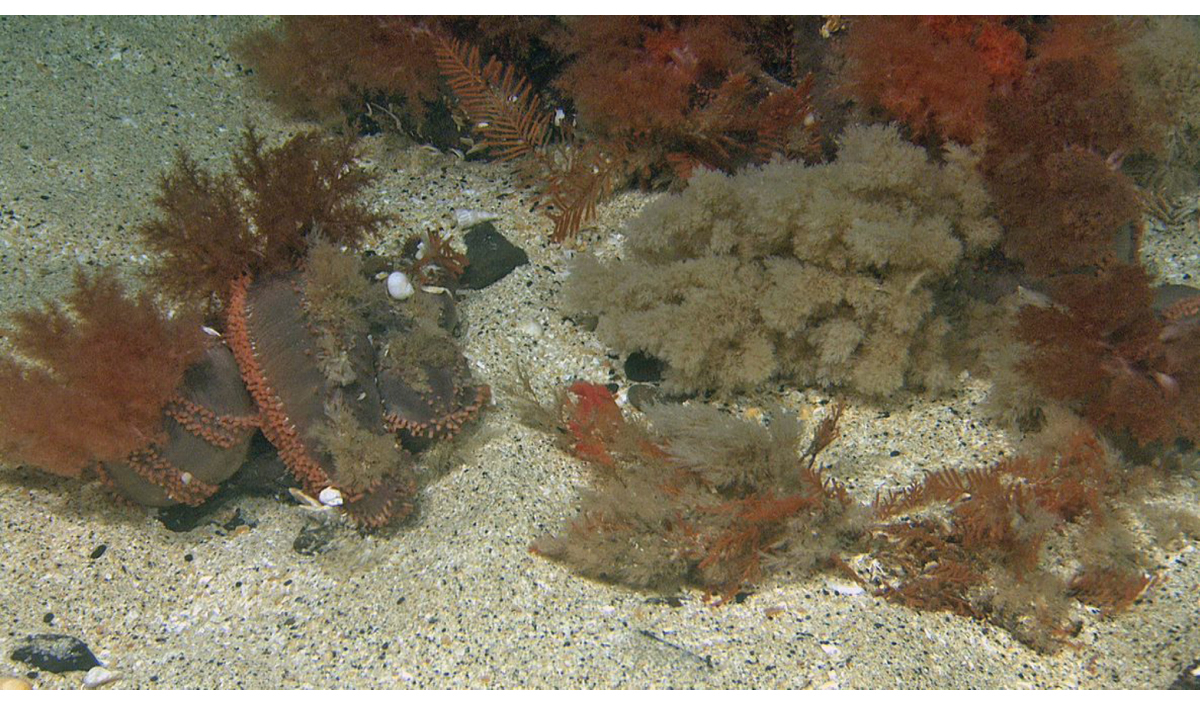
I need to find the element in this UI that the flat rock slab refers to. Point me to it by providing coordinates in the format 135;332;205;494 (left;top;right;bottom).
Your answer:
460;222;529;290
10;634;100;674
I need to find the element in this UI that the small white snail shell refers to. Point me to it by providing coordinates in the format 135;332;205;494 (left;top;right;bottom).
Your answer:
386;271;414;300
317;487;344;507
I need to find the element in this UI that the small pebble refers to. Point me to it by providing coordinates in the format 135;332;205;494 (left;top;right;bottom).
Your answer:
0;676;32;690
82;666;120;689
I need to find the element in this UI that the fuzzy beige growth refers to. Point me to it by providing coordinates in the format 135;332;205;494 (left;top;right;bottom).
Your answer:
312;397;409;494
567;124;1000;396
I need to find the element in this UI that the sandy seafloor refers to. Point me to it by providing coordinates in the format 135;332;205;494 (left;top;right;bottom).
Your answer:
1;16;1199;689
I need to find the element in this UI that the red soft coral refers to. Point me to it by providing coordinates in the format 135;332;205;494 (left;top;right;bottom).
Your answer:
140;128;384;305
1017;265;1200;444
981;17;1162;277
0;270;204;476
235;16;443;126
839;16;1028;144
550;16;818;184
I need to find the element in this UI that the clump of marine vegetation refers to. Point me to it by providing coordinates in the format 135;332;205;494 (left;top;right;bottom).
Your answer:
513;379;1199;654
503;16;1200;654
3;13;1198;656
236;16;823;241
0;127;488;527
566;124;998;397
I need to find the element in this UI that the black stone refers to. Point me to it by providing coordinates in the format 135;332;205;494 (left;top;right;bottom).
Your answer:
157;499;219;532
624;351;665;383
88;544;106;559
1170;659;1200;689
10;634;100;674
459;222;529;290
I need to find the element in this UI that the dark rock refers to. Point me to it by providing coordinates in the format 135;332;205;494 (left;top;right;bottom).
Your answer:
1170;658;1200;689
10;634;100;674
459;222;529;290
218;508;256;534
624;351;665;383
157;498;222;533
572;314;599;333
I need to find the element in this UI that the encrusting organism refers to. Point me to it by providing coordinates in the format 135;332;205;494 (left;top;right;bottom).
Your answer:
0;129;488;527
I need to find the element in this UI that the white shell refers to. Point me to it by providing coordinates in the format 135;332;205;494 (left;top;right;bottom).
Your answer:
827;582;865;596
518;320;543;337
386;271;414;300
83;666;121;689
454;208;499;229
318;487;344;507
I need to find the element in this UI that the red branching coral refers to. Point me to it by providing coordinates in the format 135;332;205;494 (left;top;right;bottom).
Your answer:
553;17;749;140
559;381;627;466
551;16;820;182
839;16;1028;144
235;17;443;126
0;270;204;476
140;128;384;304
232;129;385;268
872;431;1154;652
1016;265;1200;444
988;147;1142;277
980;17;1162;277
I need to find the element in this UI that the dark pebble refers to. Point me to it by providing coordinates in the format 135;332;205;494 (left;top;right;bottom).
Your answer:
42;613;53;625
624;351;665;383
459;222;529;290
89;544;106;559
10;634;100;674
220;508;255;534
1170;658;1200;689
157;501;219;532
